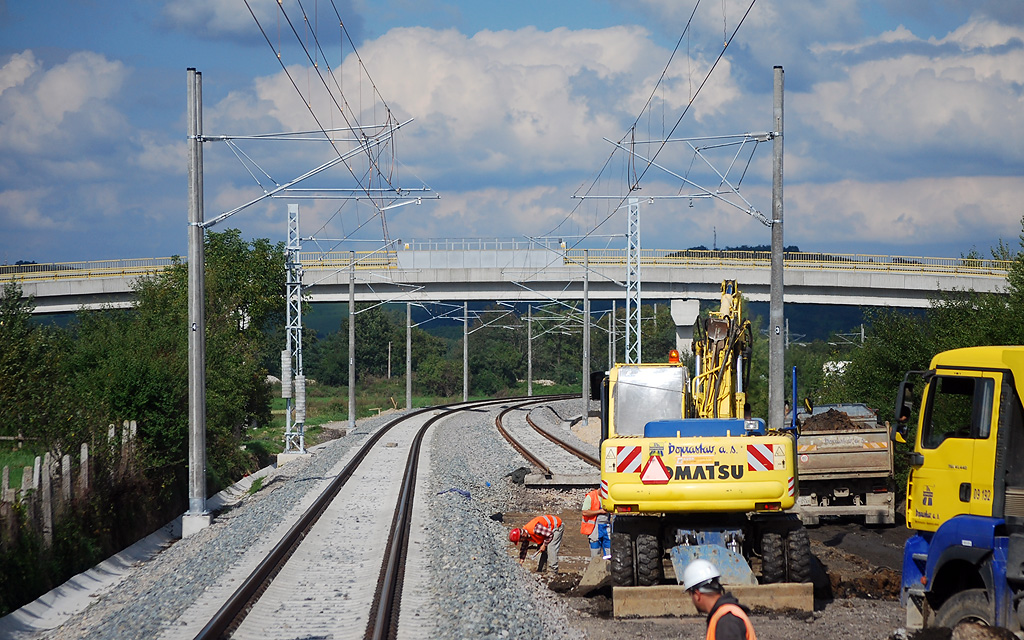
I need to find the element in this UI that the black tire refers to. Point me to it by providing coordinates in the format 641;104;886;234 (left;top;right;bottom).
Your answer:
761;532;785;584
610;532;635;586
635;534;663;586
786;528;812;583
934;589;995;628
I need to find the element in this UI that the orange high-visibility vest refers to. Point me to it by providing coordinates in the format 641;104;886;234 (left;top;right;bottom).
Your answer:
581;490;601;535
525;514;562;544
706;602;756;640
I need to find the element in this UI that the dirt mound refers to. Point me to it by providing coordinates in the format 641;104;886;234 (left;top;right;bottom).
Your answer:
802;408;862;432
828;566;901;600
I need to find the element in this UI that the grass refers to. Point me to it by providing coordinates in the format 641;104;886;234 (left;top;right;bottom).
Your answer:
0;448;41;491
248;377;584;458
247;476;264;495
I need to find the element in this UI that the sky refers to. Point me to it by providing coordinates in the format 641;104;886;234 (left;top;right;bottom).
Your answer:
1;0;1022;265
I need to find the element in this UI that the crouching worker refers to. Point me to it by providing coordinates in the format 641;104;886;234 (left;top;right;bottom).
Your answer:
682;559;757;640
509;514;564;573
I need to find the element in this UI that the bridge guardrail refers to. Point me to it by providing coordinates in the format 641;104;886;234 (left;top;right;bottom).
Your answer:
0;249;1011;283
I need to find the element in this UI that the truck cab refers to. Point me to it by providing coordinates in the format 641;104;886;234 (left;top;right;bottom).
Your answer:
894;346;1024;631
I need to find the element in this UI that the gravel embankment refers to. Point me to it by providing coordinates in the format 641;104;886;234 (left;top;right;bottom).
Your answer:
418;397;590;639
26;412;407;640
14;400;588;640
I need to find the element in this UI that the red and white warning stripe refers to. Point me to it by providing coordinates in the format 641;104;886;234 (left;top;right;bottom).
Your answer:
788;476;795;497
747;443;774;472
616;446;642;473
599;479;609;500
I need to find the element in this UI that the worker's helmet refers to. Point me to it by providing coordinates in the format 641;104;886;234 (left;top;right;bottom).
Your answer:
508;528;522;543
682;559;721;591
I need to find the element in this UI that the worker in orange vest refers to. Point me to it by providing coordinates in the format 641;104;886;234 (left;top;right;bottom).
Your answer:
581;488;610;559
509;514;563;573
682;559;757;640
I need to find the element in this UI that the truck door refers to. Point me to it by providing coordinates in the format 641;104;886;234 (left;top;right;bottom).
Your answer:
908;373;997;531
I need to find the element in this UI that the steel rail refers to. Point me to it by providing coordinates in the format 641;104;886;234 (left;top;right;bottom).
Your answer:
194;395;568;640
493;395;579;476
194;406;434;640
367;394;566;640
524;411;599;467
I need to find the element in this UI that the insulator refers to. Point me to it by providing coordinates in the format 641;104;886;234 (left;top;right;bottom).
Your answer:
281;350;293;398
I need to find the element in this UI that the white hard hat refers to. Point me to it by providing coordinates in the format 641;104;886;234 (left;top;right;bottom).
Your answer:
682;559;721;591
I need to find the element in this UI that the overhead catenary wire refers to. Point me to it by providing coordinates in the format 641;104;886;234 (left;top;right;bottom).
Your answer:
553;0;760;250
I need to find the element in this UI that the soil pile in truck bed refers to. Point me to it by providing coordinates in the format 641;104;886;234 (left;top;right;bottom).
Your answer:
802;408;863;431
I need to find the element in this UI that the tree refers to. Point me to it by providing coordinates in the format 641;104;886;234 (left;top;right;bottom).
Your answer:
68;229;286;492
0;282;80;444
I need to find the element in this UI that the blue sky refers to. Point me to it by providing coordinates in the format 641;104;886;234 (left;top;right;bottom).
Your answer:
1;0;1022;264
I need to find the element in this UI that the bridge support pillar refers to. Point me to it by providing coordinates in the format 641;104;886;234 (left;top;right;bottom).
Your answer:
670;299;701;357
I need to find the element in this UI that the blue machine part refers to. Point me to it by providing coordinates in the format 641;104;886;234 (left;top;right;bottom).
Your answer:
669;538;757;587
901;533;929;605
644;418;766;438
906;515;1013;627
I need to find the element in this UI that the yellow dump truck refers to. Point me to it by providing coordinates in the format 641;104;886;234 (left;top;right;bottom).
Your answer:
791;403;896;526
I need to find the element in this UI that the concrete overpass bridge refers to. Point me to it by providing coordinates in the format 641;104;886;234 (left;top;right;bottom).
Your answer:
2;238;1010;315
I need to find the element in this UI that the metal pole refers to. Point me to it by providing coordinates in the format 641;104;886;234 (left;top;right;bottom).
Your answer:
463;301;468;402
527;304;533;397
348;251;355;431
582;250;590;407
186;68;207;524
406;302;412;410
610;300;616;367
769;65;785;431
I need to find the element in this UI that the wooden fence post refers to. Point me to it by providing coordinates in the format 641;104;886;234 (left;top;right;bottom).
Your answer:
62;454;72;504
1;468;13;550
20;465;34;529
41;452;53;547
79;443;90;497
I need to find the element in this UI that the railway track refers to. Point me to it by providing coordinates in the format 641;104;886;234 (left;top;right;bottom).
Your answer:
494;398;599;483
192;395;578;640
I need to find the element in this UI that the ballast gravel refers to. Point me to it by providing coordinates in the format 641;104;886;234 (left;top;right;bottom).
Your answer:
26;411;406;640
20;400;588;640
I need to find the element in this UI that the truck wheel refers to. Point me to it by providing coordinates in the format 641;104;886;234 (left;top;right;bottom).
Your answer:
934;589;995;628
610;533;635;586
761;532;785;584
635;534;663;586
786;528;812;583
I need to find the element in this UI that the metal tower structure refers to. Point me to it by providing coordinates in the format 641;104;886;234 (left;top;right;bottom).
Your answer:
624;197;642;363
282;203;306;453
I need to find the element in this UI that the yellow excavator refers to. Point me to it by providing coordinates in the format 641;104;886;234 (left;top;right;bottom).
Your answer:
597;280;806;588
690;279;753;419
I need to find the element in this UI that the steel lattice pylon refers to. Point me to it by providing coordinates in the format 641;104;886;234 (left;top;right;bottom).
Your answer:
624;196;642;364
282;203;305;453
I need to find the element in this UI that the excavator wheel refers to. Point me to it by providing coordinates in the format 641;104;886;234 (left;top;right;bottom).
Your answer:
635;534;663;586
761;532;785;584
610;532;636;586
785;528;813;583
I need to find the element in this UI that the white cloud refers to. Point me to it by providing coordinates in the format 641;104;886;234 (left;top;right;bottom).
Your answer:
162;0;275;37
210;22;748;194
0;50;38;96
0;187;63;231
799;17;1024;163
0;50;126;156
788;176;1023;248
